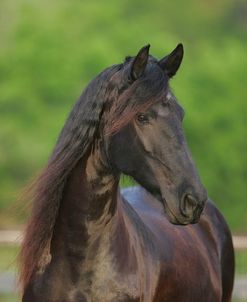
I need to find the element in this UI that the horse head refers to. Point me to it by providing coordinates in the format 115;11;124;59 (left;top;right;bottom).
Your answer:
103;44;207;225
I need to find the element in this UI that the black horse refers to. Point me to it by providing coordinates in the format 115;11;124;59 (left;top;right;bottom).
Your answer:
19;44;234;302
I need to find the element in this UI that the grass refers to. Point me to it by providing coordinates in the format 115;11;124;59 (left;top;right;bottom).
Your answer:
235;250;247;275
0;295;19;302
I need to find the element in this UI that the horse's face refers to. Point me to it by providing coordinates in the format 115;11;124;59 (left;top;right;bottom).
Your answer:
107;44;207;225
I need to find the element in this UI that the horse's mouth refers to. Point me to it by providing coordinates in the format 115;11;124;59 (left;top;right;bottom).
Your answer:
162;199;190;225
151;189;204;225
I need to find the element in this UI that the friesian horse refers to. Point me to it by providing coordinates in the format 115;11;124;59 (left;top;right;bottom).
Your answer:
19;44;234;302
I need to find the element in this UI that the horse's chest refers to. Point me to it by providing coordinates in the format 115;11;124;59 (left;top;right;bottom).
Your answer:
75;247;140;301
31;258;139;302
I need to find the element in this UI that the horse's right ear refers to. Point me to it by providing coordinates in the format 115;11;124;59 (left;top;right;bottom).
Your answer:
159;43;184;78
130;44;150;80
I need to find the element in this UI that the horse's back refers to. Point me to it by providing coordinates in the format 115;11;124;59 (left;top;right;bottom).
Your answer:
121;186;234;302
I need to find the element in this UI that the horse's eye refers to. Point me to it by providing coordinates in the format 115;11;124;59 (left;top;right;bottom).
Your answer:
137;114;149;124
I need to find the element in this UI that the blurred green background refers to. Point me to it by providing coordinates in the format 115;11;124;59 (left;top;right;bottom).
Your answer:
0;0;246;234
0;0;247;301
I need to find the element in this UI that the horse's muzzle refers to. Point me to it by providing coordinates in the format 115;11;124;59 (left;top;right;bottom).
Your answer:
180;193;206;223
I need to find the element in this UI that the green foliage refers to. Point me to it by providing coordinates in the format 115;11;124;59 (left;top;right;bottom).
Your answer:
0;0;246;231
236;251;247;275
0;246;18;272
0;294;19;302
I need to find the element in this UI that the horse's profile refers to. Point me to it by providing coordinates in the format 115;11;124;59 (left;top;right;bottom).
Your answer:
19;44;234;302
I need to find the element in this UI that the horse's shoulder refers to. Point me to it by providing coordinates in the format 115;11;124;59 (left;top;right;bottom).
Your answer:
203;199;229;230
202;198;233;246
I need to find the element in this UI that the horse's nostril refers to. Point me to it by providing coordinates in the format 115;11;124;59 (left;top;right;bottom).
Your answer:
180;194;198;218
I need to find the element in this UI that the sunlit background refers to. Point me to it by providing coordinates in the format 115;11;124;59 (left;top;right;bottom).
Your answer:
0;0;246;301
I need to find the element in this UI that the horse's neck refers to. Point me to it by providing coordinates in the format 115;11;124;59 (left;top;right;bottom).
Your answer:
43;147;161;301
50;145;119;268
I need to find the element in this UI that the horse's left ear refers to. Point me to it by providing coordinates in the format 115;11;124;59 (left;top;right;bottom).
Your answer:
131;44;150;80
159;43;184;78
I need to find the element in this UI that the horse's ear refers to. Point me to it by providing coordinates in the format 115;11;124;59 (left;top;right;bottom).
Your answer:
159;43;184;78
131;44;150;80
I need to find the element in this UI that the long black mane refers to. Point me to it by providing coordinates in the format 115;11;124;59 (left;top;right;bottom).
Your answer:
18;64;121;290
18;57;167;291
